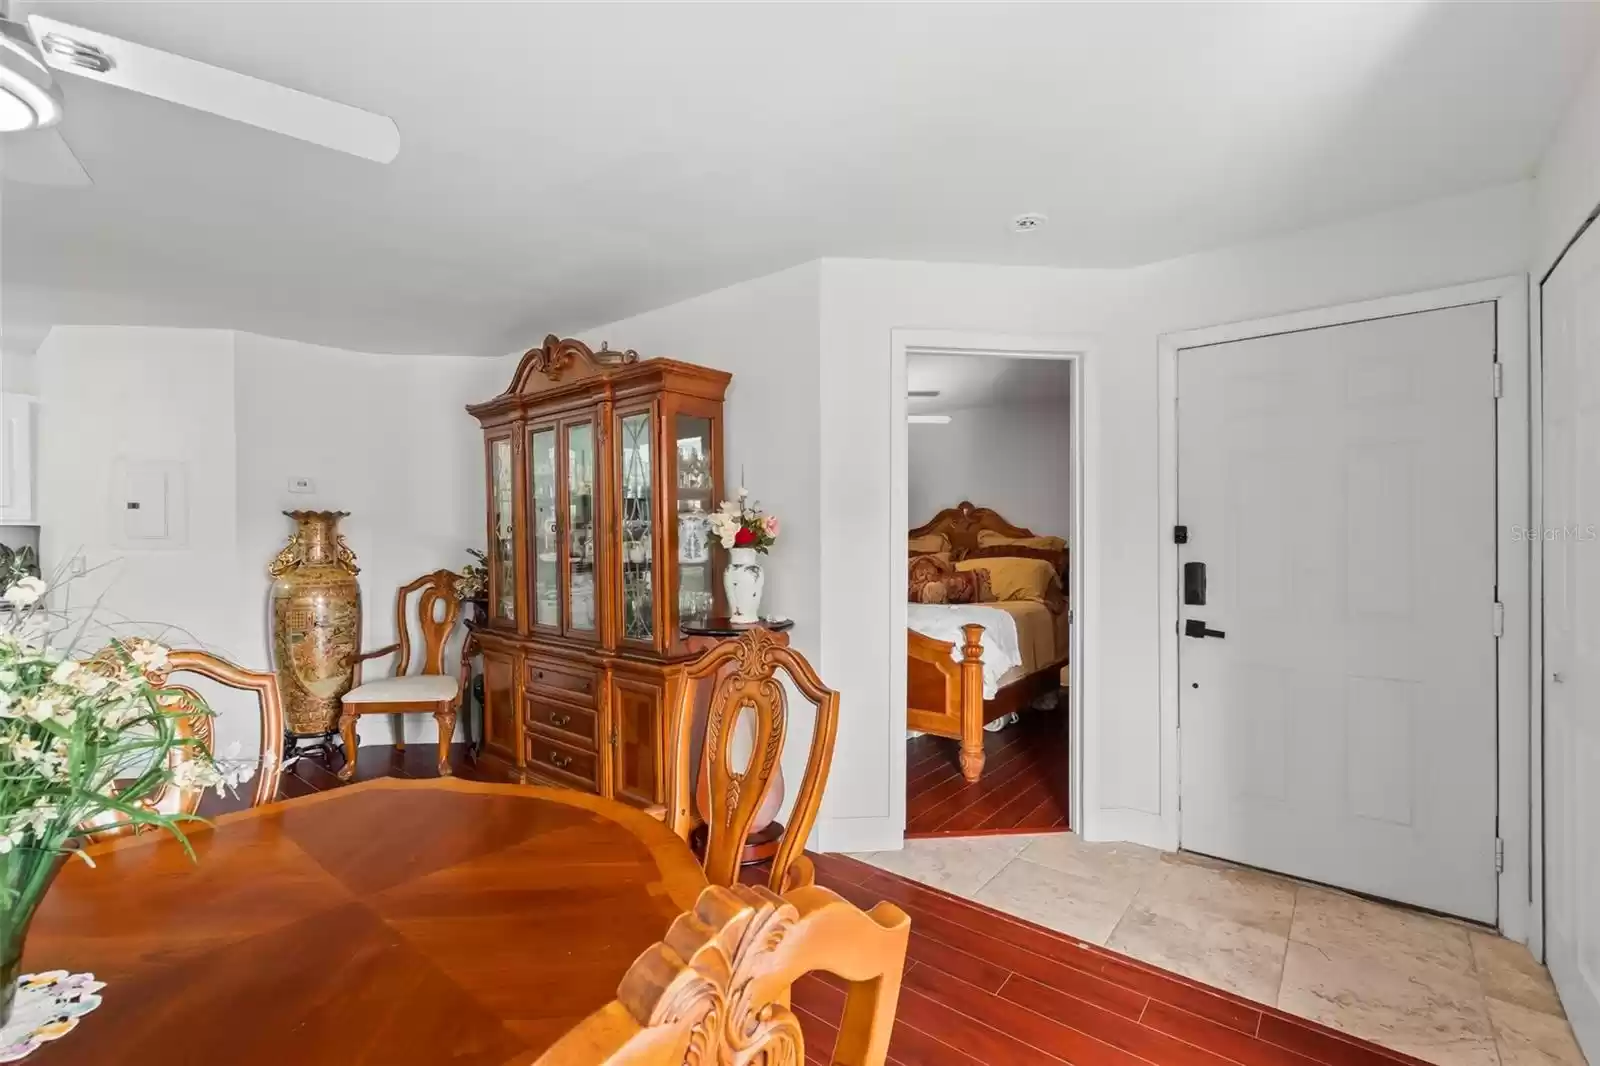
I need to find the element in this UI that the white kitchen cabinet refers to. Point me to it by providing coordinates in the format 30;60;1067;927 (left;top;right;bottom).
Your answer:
0;393;37;525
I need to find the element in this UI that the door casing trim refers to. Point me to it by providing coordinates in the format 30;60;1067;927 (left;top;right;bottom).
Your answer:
1156;276;1534;945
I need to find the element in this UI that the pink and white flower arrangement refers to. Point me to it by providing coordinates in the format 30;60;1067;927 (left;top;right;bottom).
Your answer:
707;488;779;554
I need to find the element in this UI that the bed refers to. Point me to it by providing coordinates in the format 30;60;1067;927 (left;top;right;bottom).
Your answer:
906;502;1070;783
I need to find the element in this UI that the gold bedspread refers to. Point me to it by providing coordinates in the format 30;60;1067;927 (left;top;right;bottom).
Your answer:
983;599;1070;675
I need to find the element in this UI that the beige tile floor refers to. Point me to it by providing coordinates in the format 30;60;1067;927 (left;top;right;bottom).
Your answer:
854;833;1589;1066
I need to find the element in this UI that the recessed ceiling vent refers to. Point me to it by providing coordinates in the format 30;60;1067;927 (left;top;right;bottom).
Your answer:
1012;213;1048;233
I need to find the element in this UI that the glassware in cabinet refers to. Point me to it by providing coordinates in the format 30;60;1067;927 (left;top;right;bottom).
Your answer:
565;421;596;635
673;414;715;625
619;410;654;643
528;426;558;628
490;437;516;624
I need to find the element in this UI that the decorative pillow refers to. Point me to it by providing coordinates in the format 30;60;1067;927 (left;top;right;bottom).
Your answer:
942;568;991;605
962;544;1068;579
976;530;1067;552
908;553;955;602
908;533;950;555
956;556;1059;602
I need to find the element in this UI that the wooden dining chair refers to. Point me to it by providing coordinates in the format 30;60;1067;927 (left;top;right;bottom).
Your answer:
87;649;286;838
661;628;840;893
338;569;463;781
535;882;910;1066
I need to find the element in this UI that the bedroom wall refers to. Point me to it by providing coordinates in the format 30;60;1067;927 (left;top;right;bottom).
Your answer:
570;261;823;825
36;325;504;752
908;399;1073;540
816;180;1532;851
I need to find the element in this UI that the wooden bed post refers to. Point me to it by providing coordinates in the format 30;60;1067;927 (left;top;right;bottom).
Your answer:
957;623;986;783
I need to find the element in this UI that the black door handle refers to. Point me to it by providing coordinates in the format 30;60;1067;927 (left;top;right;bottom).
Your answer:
1184;619;1226;639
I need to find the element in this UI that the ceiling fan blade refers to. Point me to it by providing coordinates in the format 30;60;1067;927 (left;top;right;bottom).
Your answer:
28;15;400;163
0;125;91;186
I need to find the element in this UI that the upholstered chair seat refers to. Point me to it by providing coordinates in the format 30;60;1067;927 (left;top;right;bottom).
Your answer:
342;675;459;703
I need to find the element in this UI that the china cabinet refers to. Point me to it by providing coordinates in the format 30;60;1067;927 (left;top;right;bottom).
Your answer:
466;336;730;802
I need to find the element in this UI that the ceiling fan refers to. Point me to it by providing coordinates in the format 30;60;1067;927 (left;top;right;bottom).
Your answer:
0;4;399;186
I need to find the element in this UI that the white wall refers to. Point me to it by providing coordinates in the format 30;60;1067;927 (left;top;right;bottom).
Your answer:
572;262;823;823
816;180;1532;851
908;400;1073;539
37;325;502;752
1535;48;1600;278
233;333;508;744
38;327;243;656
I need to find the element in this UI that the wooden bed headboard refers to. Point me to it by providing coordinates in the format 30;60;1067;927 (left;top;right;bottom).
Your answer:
908;501;1041;556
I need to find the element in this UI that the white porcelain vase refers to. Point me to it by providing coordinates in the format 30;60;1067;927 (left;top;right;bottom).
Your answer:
724;547;766;624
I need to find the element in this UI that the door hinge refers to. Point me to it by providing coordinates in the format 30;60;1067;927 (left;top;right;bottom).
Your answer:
1492;601;1505;639
1494;837;1505;873
609;729;619;747
1492;362;1504;399
1067;606;1075;624
1174;525;1189;544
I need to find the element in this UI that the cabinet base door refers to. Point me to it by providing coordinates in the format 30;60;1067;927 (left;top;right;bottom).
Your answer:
479;649;520;770
609;675;665;807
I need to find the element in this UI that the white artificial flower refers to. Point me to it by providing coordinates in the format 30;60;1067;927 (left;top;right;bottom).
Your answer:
22;698;55;723
719;499;740;518
737;486;749;500
127;641;170;673
50;660;79;685
9;735;41;762
1;576;46;609
71;671;112;697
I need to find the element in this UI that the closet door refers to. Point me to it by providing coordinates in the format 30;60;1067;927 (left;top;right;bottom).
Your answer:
1541;220;1600;1062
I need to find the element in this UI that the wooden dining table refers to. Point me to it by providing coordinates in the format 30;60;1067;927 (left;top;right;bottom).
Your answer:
23;778;710;1065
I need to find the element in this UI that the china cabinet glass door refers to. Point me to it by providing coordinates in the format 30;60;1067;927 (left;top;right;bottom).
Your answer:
618;409;655;644
528;425;558;630
673;414;715;626
489;435;517;625
564;420;598;637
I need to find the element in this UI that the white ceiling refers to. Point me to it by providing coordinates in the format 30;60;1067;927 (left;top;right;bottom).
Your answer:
908;352;1071;415
4;1;1598;356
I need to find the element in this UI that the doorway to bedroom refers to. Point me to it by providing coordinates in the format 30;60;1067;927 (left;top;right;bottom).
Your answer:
901;348;1078;838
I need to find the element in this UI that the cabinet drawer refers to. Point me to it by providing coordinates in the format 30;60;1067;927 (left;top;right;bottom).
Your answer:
526;658;598;704
526;697;597;749
525;734;598;792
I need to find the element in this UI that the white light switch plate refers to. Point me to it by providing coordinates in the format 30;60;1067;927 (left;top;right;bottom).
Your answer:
288;477;315;494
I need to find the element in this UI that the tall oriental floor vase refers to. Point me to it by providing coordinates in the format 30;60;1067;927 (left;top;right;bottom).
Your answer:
270;511;361;756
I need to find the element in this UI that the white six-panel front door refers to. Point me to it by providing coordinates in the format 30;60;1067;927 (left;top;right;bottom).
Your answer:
1177;303;1499;923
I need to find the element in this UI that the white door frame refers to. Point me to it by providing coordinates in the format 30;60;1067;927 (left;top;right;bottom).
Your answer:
1156;276;1535;945
889;329;1095;844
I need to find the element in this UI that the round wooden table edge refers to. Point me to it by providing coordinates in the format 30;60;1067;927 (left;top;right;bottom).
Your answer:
79;778;711;910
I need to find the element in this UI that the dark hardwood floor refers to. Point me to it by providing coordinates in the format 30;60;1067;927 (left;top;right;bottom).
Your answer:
216;743;1425;1065
790;852;1435;1066
906;703;1071;837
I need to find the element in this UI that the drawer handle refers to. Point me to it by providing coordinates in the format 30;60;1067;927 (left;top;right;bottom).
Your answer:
535;670;545;680
548;751;572;770
549;711;570;727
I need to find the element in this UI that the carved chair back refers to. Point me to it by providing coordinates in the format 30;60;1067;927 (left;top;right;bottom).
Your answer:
534;883;910;1066
392;569;462;677
665;630;839;892
87;650;286;838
